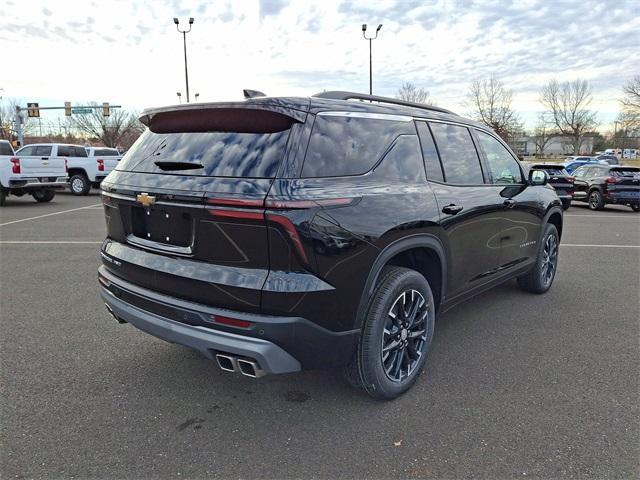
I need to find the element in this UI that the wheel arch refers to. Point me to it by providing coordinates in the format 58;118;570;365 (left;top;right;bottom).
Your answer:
543;206;563;240
355;234;447;329
67;168;88;178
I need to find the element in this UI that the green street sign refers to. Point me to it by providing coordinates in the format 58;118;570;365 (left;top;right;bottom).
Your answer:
72;107;93;114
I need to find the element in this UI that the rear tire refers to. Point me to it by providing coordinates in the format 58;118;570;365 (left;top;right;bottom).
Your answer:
517;223;559;294
631;204;640;212
561;199;571;210
32;189;56;203
345;266;435;400
588;189;604;210
69;174;90;196
0;187;7;206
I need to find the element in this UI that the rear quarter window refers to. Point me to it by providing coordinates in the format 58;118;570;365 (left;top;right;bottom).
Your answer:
0;142;15;155
301;114;414;178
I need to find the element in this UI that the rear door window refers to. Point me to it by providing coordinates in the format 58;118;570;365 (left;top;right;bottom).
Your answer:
415;121;444;182
57;145;72;157
429;123;484;184
73;146;88;157
610;168;640;177
301;113;414;178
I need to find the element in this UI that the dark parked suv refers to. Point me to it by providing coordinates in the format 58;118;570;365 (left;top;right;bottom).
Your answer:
571;164;640;211
99;91;563;399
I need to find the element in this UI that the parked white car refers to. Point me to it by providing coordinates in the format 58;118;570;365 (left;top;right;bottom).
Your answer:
16;143;117;195
0;140;68;206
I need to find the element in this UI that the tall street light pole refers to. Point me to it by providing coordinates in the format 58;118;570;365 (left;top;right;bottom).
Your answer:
173;17;194;103
362;24;382;95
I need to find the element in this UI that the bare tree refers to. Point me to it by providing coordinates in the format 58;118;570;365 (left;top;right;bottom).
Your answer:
540;79;598;155
67;103;144;148
532;115;556;155
466;75;522;142
621;75;640;112
0;98;36;140
396;82;434;105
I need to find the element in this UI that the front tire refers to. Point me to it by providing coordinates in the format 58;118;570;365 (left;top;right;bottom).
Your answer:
517;223;559;294
588;189;604;210
69;174;90;196
32;189;56;203
345;266;435;400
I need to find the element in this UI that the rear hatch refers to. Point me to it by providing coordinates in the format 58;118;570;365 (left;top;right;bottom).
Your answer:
101;103;306;312
607;167;640;198
532;164;574;195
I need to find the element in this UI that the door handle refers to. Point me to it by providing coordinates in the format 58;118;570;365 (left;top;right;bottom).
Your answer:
442;204;463;215
503;199;516;208
41;157;49;160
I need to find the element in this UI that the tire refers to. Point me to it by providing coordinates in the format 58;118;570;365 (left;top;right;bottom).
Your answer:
517;223;559;294
588;189;604;210
344;266;436;400
32;189;56;203
0;187;7;206
631;204;640;212
561;199;571;210
69;174;90;196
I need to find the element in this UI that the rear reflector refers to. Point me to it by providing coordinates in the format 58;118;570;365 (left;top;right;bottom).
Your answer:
212;315;252;329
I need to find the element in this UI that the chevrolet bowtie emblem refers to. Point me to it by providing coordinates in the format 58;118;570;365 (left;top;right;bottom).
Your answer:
136;193;156;207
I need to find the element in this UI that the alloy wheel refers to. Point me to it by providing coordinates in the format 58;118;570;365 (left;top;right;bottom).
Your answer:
381;289;429;382
541;233;558;287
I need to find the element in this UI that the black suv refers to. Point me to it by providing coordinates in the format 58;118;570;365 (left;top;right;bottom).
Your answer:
571;164;640;211
99;92;563;399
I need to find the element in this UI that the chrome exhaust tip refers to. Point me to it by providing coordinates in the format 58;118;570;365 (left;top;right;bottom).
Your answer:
105;303;127;324
237;358;266;378
215;354;238;373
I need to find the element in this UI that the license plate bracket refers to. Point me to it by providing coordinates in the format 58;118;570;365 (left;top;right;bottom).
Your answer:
131;206;192;247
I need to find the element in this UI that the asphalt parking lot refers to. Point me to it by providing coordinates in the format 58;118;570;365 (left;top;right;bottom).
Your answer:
1;192;638;479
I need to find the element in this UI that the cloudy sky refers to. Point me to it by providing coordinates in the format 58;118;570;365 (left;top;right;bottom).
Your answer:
1;0;638;130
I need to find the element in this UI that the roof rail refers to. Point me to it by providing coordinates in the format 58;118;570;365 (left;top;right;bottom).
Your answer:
312;91;456;115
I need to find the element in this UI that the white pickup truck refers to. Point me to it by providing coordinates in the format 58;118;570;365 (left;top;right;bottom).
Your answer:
0;140;68;206
16;143;118;195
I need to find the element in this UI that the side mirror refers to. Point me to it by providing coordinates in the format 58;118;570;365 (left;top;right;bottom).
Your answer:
529;169;548;186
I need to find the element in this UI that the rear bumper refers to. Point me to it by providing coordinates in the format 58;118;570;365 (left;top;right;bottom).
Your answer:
99;266;359;372
8;177;68;189
604;191;639;205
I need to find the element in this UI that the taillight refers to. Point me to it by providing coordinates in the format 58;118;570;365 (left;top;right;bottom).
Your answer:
97;159;105;171
566;176;575;183
605;177;620;184
10;157;20;174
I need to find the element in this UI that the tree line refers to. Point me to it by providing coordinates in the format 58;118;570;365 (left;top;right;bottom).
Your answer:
397;76;640;155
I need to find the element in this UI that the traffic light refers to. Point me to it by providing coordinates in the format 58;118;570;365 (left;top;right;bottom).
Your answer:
27;102;40;118
64;102;72;116
102;102;110;117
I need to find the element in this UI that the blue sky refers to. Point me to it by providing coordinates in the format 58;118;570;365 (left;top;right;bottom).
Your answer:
1;0;638;131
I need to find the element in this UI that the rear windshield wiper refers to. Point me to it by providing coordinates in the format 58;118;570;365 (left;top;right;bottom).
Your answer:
154;160;204;171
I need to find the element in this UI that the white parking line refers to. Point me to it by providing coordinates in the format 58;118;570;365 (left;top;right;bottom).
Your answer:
0;241;102;244
561;244;640;248
0;203;102;227
565;214;639;218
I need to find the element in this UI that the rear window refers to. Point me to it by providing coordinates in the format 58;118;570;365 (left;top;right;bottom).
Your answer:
117;129;290;178
93;148;119;156
57;145;87;157
0;142;14;156
301;114;414;178
610;168;640;176
532;165;567;175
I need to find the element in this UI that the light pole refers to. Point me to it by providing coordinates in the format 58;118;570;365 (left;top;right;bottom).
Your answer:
362;23;382;95
173;17;194;103
613;120;620;152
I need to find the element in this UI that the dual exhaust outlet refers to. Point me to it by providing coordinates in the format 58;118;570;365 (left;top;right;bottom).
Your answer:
215;353;266;378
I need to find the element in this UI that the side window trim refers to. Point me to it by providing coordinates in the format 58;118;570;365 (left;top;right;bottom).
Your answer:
414;120;445;183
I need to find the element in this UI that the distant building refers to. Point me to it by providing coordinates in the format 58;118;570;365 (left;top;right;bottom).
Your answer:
514;134;597;156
